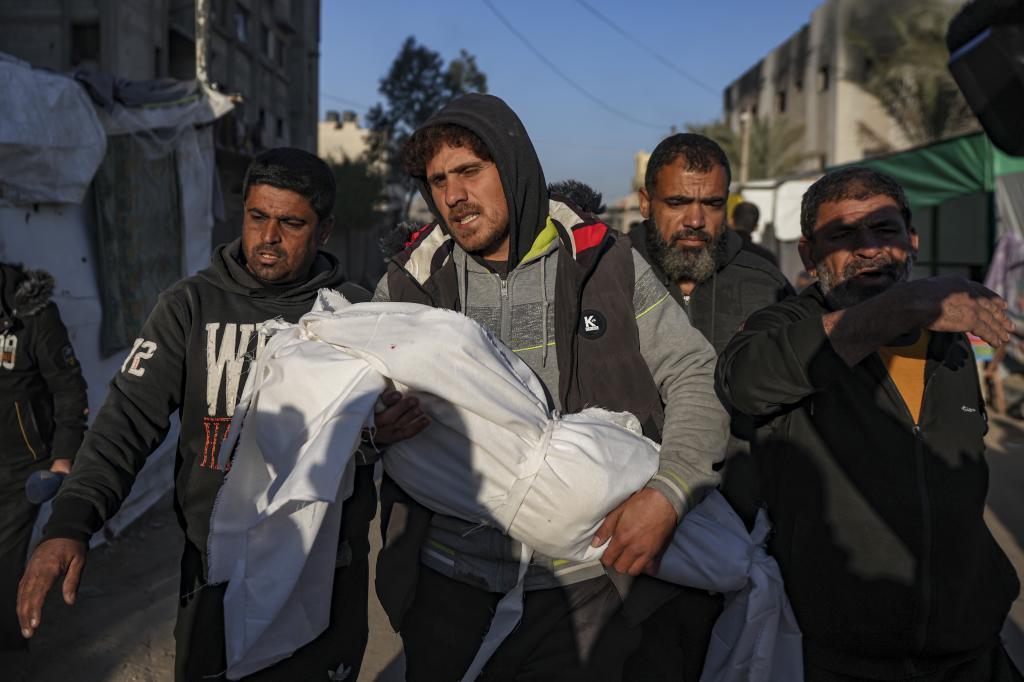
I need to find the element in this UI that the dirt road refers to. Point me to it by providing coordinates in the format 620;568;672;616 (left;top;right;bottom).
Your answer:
21;415;1024;680
25;497;404;682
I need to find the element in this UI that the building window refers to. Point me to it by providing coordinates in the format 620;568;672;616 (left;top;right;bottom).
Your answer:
817;66;830;92
71;23;101;66
263;24;277;61
277;39;286;68
776;90;787;114
276;117;284;139
213;0;228;26
234;6;249;43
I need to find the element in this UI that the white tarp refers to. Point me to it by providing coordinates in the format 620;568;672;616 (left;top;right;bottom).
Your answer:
771;178;817;241
87;79;233;276
209;291;802;681
0;53;107;206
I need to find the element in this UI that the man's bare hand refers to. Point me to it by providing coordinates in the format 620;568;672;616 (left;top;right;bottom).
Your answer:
48;458;72;475
371;390;430;445
592;488;678;576
17;538;87;638
907;276;1013;347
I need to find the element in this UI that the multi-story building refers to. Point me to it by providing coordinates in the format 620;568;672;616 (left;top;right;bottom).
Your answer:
318;110;371;165
0;0;321;246
0;0;320;154
722;0;919;175
604;151;650;234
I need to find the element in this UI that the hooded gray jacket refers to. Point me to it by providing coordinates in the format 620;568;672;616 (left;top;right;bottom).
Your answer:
374;214;728;590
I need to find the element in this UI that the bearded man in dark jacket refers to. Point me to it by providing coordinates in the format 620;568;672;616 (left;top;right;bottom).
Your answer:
632;134;792;355
0;264;87;677
626;133;793;682
16;148;421;681
717;167;1022;681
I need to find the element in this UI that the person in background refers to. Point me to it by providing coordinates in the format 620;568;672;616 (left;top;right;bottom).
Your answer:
0;263;87;681
731;201;779;266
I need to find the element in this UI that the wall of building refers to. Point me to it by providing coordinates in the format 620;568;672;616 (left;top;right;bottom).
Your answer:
0;0;320;155
0;0;167;79
202;0;319;153
722;0;917;176
318;111;371;164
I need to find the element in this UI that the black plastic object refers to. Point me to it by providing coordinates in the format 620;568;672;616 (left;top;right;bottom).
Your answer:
25;470;66;505
947;0;1024;156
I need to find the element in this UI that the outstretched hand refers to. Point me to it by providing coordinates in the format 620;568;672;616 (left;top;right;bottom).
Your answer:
17;538;88;639
910;276;1013;347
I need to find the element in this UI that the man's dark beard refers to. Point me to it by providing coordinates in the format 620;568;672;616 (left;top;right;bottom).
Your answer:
817;254;913;309
644;220;727;285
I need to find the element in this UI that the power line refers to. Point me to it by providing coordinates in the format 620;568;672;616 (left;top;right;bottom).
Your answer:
481;0;669;132
321;91;372;110
572;0;719;96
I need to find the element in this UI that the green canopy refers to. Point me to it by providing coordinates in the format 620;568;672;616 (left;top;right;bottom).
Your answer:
854;132;1024;209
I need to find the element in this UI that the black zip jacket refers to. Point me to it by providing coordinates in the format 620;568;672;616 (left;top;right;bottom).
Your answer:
716;285;1020;673
43;241;373;576
629;224;793;354
0;264;87;474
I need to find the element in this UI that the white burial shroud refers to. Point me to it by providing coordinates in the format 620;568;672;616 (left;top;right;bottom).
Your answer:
207;290;802;681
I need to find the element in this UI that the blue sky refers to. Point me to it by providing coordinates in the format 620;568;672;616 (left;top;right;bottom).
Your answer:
319;0;823;202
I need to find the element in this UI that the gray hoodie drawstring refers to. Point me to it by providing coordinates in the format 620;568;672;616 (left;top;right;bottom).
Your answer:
461;249;470;314
541;259;550;368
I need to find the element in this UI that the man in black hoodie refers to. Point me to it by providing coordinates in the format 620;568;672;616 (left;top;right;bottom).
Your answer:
16;149;417;680
0;264;87;677
627;133;793;681
717;167;1021;681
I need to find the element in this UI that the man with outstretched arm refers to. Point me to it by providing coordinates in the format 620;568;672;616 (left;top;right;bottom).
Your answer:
716;167;1022;681
17;148;426;680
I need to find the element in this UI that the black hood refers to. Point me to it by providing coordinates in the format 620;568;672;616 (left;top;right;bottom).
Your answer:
198;238;349;302
1;263;54;318
411;94;548;270
720;227;745;268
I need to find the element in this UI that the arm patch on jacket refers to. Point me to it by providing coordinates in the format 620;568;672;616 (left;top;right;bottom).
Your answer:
62;343;79;368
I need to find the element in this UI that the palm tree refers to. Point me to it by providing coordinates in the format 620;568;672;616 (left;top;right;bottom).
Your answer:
848;0;977;146
687;115;810;181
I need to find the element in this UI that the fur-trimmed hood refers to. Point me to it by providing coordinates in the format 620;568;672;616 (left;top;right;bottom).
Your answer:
1;263;54;318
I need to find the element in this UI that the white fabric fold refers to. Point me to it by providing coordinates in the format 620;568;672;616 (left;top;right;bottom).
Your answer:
207;290;802;681
655;492;804;682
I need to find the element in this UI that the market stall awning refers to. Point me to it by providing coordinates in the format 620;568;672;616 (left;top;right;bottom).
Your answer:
856;132;1024;209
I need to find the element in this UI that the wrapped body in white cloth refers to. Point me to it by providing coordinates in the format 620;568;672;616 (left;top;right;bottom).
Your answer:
208;291;802;680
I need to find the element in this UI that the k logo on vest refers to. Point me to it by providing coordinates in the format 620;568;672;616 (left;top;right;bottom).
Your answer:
581;310;606;340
